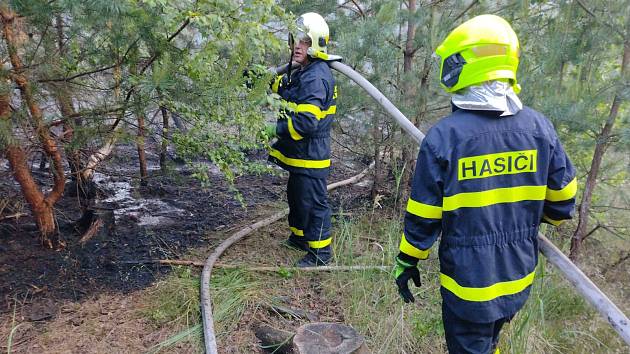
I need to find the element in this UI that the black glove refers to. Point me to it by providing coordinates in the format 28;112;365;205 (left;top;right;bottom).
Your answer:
394;253;421;303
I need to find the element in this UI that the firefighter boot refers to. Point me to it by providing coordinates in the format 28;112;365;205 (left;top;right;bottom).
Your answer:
283;234;309;252
297;246;332;267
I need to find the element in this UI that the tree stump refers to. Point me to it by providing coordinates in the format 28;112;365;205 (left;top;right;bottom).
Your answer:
254;324;295;354
293;322;368;354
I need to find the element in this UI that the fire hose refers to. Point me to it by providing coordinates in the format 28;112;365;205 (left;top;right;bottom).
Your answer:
200;61;629;353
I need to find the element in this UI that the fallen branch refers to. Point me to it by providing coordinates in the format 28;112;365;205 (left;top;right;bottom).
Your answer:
201;162;374;354
0;212;27;221
78;218;103;245
217;264;388;272
121;259;388;272
268;304;319;322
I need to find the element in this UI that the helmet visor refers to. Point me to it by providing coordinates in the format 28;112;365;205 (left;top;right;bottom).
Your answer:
288;30;310;49
296;29;310;44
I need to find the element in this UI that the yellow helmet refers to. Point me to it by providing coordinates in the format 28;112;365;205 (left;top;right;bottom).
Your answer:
435;14;520;93
294;12;330;60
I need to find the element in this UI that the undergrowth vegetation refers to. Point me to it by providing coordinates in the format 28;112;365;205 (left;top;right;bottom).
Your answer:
141;213;627;353
143;267;271;353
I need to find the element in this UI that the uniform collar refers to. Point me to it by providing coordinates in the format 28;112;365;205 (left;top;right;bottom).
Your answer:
451;80;522;116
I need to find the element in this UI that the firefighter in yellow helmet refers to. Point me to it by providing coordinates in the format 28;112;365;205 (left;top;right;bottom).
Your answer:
267;13;338;267
394;15;577;353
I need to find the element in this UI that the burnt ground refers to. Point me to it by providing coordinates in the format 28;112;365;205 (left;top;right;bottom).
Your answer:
0;144;374;352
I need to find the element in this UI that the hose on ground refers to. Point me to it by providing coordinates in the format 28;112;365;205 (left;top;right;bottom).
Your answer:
201;163;374;354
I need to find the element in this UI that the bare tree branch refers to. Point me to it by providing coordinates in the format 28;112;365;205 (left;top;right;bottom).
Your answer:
575;0;625;39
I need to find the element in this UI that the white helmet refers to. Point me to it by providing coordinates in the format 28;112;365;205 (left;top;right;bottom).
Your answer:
294;12;329;59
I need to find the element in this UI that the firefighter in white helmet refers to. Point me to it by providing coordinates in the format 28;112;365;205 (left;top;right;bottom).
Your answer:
267;12;338;267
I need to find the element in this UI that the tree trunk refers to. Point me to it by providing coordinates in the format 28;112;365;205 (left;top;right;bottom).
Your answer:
158;89;169;171
136;110;148;186
1;5;65;248
130;64;148;186
398;0;417;207
570;40;630;260
370;111;383;200
53;15;85;188
81;61;122;182
1;92;60;247
6;147;59;245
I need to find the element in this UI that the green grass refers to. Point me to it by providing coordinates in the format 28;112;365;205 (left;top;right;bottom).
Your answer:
325;214;628;354
141;213;628;353
143;266;268;353
6;299;24;354
325;213;446;353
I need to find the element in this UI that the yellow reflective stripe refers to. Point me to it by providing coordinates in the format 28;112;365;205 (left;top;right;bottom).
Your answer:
295;104;336;120
546;177;577;202
399;233;430;260
287;116;303;140
290;227;304;236
308;237;331;249
313;50;329;60
406;198;442;219
442;185;546;211
269;148;330;169
271;75;282;93
440;271;536;302
543;214;564;226
280;100;336;120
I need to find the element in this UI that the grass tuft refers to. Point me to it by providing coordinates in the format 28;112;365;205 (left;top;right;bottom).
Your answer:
326;214;627;353
142;265;268;353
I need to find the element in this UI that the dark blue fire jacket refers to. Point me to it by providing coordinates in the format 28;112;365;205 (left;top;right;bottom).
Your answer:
268;59;336;178
400;106;577;323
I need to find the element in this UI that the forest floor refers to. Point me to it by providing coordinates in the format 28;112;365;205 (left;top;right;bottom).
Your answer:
0;144;374;353
1;144;629;353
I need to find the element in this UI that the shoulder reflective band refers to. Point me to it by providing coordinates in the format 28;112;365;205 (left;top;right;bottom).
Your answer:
545;177;577;202
406;198;442;219
443;185;546;211
440;271;536;302
269;148;331;169
399;233;430;260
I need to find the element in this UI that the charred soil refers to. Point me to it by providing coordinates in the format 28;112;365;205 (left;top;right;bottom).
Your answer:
0;146;373;353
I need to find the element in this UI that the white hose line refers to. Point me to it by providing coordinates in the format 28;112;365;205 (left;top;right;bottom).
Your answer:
201;163;374;354
201;62;629;352
538;234;630;344
328;61;425;143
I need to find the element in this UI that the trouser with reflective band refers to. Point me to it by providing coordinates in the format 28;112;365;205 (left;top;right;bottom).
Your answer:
442;302;511;354
287;173;331;249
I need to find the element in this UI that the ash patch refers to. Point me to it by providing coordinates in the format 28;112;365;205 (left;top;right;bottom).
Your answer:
0;146;371;323
0;167;283;319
